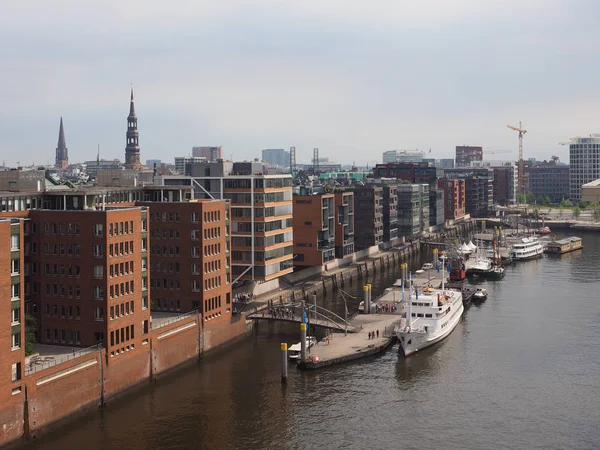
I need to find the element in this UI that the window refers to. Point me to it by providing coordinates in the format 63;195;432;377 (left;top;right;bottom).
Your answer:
93;265;104;279
11;259;20;275
93;286;104;299
191;212;198;223
142;296;148;309
94;307;105;321
11;308;20;325
11;332;20;349
11;363;21;382
11;284;20;299
11;234;19;250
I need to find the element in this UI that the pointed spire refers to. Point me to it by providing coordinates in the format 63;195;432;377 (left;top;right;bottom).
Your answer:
57;117;66;149
129;88;136;117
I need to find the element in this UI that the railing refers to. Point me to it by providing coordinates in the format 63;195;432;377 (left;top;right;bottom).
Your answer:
248;302;356;332
151;309;199;330
25;343;103;376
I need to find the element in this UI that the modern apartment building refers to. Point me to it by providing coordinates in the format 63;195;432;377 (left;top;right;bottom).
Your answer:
0;218;25;400
429;189;445;226
140;200;232;324
334;191;354;259
437;179;466;221
471;160;518;206
455;146;483;167
397;184;430;236
293;193;336;267
526;164;569;203
157;162;294;282
443;168;493;218
352;186;383;250
569;136;600;200
380;184;398;241
27;208;151;357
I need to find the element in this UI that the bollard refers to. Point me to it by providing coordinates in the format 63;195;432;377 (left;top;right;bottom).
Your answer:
300;323;307;364
363;285;369;314
368;284;372;314
281;343;288;382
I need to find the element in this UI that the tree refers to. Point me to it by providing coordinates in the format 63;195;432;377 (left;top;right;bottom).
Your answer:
526;193;535;204
544;195;552;206
560;199;573;208
594;209;600;222
25;314;37;357
517;193;526;204
573;205;581;218
578;200;588;210
591;201;600;210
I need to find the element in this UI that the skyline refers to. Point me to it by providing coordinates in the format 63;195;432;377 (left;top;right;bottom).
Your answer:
2;1;600;166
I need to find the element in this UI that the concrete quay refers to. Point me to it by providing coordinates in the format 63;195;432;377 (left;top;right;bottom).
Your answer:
299;312;402;370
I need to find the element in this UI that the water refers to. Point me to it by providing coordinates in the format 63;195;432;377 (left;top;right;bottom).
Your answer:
27;234;600;450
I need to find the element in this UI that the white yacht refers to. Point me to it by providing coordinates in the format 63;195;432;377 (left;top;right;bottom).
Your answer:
395;261;464;357
510;237;544;261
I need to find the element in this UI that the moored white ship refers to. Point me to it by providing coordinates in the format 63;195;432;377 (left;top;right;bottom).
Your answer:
395;260;464;357
509;237;544;261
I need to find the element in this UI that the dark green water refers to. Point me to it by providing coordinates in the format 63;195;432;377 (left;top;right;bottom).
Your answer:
27;234;600;450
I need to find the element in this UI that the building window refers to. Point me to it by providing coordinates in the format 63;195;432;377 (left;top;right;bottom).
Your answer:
11;332;20;350
93;307;105;321
93;286;104;299
93;265;104;279
11;284;20;300
93;244;104;257
11;308;20;325
11;363;21;381
11;259;20;275
11;234;19;250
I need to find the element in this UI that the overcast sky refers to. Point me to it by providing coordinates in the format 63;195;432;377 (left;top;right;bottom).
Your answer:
1;0;599;166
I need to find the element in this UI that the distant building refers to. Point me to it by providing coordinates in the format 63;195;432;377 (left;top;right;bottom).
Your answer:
455;146;483;167
471;160;518;206
434;159;455;169
352;186;383;250
55;118;69;170
293;193;336;267
334;191;355;259
124;89;142;170
382;150;425;164
372;163;437;186
569;135;600;200
85;159;121;178
380;184;398;241
174;156;207;175
429;189;445;226
262;149;290;167
527;164;569;203
146;159;162;168
382;151;398;164
397;184;430;236
192;146;223;162
581;179;600;203
299;162;342;173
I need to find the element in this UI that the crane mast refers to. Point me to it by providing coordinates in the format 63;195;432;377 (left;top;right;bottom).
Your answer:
507;121;527;196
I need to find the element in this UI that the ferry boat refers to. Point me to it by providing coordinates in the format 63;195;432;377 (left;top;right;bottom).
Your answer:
395;261;464;357
544;237;583;255
509;237;544;261
288;336;318;360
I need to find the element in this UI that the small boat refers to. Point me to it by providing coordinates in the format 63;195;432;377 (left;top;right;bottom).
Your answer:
472;288;488;302
288;336;318;360
538;226;551;235
487;266;505;280
421;263;434;271
545;237;583;255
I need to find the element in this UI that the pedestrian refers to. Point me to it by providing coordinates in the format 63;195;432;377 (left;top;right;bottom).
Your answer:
376;330;379;338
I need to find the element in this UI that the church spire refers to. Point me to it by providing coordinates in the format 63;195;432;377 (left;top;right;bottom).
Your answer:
124;88;142;169
55;117;69;170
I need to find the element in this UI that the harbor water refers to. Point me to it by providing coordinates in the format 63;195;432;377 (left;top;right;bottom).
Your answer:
26;233;600;450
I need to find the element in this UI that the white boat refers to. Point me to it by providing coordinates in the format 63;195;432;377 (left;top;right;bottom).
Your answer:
466;257;492;276
395;259;464;357
510;237;544;261
288;336;318;360
473;288;488;302
421;263;434;271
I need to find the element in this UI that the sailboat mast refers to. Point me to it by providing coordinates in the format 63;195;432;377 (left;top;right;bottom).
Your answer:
407;271;412;329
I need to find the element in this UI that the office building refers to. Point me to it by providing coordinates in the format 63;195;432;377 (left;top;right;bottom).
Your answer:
429;189;445;226
192;146;223;162
175;156;207;175
380;184;398;241
397;184;430;236
372;163;437;186
262;149;290;167
569;135;600;200
527;164;569;204
443;168;493;217
455;146;483;167
293;193;336;267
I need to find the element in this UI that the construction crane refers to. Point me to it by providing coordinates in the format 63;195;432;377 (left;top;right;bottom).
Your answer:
507;121;527;195
485;149;512;155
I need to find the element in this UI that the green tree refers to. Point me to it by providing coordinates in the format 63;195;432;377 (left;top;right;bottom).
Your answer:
560;199;573;208
517;193;526;204
25;314;37;357
594;208;600;222
544;195;552;206
591;201;600;209
578;200;588;209
573;205;581;218
526;193;535;204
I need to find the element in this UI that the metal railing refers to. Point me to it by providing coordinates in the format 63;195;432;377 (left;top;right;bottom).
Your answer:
25;343;103;376
151;309;199;330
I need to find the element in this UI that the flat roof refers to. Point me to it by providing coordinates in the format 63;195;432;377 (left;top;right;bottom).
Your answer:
582;179;600;187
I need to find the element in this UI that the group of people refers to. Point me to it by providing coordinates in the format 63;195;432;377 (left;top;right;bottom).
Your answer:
376;303;397;314
234;293;253;303
367;330;380;340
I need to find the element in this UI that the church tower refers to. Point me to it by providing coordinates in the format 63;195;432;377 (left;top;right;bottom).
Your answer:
124;89;142;169
55;117;69;170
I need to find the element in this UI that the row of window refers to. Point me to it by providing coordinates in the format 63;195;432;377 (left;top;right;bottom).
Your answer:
152;245;180;257
107;260;136;278
109;240;141;257
108;281;136;299
109;325;135;347
150;279;182;290
44;283;81;298
45;328;81;344
151;228;181;239
44;222;80;237
45;303;81;319
107;221;136;237
109;300;137;320
45;243;80;257
205;295;222;312
154;299;181;311
152;262;180;273
45;263;81;278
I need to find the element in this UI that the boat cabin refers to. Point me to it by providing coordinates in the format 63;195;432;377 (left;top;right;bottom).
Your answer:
545;237;583;255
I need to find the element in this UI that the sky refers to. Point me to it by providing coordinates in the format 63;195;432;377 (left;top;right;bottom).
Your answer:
1;0;600;166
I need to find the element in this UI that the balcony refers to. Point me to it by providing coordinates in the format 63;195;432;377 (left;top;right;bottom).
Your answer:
318;240;335;250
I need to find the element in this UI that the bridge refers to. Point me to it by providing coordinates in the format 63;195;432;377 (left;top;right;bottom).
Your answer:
246;303;359;333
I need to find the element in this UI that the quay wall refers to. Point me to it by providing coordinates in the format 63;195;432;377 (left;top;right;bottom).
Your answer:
0;314;249;448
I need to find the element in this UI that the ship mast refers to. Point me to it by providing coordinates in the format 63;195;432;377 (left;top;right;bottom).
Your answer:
441;256;446;293
407;271;412;330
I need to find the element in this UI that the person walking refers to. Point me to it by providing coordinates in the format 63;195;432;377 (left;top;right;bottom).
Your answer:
376;330;379;338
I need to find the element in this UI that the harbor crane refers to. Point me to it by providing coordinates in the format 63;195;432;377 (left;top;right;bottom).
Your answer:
507;121;527;195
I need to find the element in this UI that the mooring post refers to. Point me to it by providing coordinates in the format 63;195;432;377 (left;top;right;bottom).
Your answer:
364;284;370;314
300;323;307;365
281;343;288;383
312;294;317;324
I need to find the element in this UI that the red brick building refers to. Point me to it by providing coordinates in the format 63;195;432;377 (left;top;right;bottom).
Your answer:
437;179;466;220
141;200;232;326
293;193;336;267
0;218;25;400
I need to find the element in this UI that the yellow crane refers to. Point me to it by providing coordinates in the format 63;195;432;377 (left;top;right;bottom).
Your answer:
507;121;527;195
